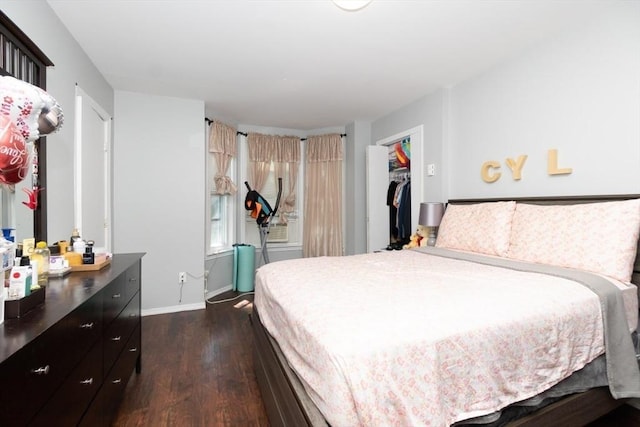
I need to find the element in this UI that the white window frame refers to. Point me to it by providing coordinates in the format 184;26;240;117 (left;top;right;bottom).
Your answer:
206;138;236;255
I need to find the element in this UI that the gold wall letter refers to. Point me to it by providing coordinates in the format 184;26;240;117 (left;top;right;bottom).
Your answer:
505;155;528;181
547;149;573;175
481;161;501;183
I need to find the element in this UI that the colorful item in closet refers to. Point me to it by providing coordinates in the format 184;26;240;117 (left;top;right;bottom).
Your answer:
394;139;411;169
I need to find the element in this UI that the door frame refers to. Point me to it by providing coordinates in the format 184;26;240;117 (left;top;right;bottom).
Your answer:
74;85;112;251
371;125;424;249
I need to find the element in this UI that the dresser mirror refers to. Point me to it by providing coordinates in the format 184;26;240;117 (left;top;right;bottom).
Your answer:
0;10;53;243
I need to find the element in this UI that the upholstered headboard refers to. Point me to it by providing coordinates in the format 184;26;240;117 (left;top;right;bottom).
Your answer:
447;194;640;289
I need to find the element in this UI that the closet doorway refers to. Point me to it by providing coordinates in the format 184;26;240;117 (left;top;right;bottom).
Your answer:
74;85;112;251
366;126;423;252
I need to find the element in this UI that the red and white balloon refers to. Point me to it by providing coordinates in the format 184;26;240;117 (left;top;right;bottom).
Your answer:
0;75;63;143
0;115;29;185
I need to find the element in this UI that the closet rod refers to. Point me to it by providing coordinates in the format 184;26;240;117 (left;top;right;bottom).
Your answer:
205;117;346;140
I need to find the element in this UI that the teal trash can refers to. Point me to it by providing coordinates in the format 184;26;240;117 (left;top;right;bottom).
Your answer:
233;244;255;292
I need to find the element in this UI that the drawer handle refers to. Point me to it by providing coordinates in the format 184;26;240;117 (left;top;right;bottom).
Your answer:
80;322;94;329
112;378;122;384
111;336;122;342
129;277;137;282
80;378;94;385
112;293;122;299
128;347;138;352
31;365;50;375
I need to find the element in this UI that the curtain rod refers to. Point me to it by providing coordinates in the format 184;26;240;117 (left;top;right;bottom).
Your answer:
205;117;346;140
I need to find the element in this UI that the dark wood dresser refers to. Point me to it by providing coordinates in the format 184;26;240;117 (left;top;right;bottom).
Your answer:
0;253;144;426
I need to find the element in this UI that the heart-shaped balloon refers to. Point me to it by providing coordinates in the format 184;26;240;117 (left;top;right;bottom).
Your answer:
0;114;29;184
0;75;63;142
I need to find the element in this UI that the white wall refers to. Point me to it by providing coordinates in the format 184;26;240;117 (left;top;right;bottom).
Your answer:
344;120;370;255
0;1;114;242
371;89;447;204
113;90;205;313
448;2;640;198
371;2;640;203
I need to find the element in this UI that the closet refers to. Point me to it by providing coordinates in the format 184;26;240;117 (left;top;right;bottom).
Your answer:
366;126;424;253
386;152;411;249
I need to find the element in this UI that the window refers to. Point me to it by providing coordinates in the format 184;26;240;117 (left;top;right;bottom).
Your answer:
207;145;235;254
243;162;302;247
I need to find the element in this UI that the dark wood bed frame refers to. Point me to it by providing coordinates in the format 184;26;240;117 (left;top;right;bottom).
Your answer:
251;194;640;427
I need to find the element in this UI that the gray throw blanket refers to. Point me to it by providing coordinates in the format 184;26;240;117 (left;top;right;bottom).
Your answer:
416;246;640;399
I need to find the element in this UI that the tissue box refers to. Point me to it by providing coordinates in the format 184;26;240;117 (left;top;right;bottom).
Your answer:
5;287;45;319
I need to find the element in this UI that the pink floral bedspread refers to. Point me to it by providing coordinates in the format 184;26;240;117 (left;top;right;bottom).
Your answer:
255;250;624;426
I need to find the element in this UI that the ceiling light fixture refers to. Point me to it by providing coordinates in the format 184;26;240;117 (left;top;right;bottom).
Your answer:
332;0;373;12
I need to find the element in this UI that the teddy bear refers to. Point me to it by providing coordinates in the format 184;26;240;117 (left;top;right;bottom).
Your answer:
403;225;429;249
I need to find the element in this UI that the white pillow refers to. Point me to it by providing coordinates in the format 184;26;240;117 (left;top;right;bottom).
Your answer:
435;201;516;257
507;199;640;283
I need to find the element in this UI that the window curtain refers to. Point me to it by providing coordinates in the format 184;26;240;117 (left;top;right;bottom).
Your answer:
208;120;237;195
303;133;343;257
273;136;300;223
247;132;274;193
247;133;300;223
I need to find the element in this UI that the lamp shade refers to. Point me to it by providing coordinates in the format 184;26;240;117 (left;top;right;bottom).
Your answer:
418;202;445;227
332;0;373;11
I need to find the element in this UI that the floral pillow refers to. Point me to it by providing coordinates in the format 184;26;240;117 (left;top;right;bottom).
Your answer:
507;199;640;283
435;201;516;257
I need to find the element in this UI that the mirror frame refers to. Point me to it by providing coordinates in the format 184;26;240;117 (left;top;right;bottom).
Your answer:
0;10;54;242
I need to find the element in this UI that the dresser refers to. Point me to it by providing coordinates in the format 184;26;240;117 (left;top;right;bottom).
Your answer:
0;253;144;426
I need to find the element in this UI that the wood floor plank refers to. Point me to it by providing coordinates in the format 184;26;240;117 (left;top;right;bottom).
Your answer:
113;293;268;427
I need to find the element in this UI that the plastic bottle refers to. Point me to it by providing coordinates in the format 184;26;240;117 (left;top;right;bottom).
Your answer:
70;228;81;251
32;241;50;286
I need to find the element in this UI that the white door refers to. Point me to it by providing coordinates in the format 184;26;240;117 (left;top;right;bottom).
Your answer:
74;87;111;251
366;145;389;252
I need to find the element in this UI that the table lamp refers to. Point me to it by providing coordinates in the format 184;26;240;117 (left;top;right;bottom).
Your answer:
418;202;445;246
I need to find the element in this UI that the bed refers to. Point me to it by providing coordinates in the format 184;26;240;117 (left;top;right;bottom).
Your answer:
251;195;640;426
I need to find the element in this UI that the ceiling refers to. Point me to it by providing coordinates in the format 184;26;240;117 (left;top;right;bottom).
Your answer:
46;0;614;130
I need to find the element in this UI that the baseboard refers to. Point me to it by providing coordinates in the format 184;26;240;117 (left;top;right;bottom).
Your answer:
142;301;206;317
205;284;233;300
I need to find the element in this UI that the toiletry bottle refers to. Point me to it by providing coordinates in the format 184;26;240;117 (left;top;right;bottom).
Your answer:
83;246;95;265
73;238;86;254
8;256;32;298
70;229;81;251
13;245;23;267
32;241;50;286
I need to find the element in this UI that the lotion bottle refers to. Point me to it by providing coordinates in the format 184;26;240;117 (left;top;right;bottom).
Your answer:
70;228;81;251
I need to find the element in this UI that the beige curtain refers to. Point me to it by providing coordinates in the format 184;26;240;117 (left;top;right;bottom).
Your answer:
208;120;237;195
248;133;300;222
303;133;343;257
273;136;300;223
246;133;274;193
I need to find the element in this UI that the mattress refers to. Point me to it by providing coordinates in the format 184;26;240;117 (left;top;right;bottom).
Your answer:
254;249;639;426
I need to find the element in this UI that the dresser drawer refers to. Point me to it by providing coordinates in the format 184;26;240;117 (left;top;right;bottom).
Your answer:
102;272;127;325
29;341;103;427
123;262;141;304
58;292;103;362
104;291;140;372
0;345;58;425
80;325;141;427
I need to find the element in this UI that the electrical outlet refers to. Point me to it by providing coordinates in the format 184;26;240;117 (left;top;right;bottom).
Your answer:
178;272;187;284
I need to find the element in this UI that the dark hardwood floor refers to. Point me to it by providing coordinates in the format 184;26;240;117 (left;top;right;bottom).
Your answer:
113;292;268;426
113;291;640;427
